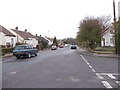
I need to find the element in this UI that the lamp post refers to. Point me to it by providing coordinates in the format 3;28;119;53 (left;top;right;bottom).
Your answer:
113;0;117;54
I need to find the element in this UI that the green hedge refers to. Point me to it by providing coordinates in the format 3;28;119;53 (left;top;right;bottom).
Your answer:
1;48;14;56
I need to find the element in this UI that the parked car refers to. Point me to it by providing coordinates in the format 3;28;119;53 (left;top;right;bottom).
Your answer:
13;45;38;59
51;45;57;50
59;45;64;48
71;43;77;49
65;44;69;47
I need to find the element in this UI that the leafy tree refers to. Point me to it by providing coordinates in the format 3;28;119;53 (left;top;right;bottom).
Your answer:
76;17;101;49
116;18;120;54
38;40;48;50
52;37;58;46
76;16;111;49
62;38;76;44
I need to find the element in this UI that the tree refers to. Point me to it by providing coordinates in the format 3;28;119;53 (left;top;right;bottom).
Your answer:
116;18;120;54
38;40;48;50
97;15;111;36
52;37;58;46
76;17;101;49
62;38;76;44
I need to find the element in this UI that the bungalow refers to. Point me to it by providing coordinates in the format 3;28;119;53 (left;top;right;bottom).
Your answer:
101;28;115;47
35;34;48;44
44;36;53;45
9;27;38;47
0;25;16;47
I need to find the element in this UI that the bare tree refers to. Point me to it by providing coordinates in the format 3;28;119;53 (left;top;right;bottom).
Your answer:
97;15;111;36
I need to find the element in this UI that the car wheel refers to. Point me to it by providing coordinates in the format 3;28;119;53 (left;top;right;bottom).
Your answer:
16;56;20;59
28;53;31;58
35;53;37;56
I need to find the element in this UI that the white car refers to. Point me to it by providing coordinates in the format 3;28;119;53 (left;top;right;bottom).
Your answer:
51;45;57;50
71;44;77;49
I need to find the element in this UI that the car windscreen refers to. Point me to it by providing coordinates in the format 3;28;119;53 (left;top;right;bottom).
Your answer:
14;46;27;50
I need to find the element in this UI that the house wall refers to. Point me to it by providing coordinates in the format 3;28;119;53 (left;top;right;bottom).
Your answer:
0;32;16;47
5;36;16;47
101;30;114;47
24;38;38;47
0;32;6;45
9;29;24;43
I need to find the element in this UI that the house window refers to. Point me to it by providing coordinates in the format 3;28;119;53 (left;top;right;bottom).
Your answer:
110;30;113;34
11;38;14;47
110;38;113;44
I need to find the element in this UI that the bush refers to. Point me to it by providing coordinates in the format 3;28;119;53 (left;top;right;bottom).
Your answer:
2;48;14;56
16;42;27;46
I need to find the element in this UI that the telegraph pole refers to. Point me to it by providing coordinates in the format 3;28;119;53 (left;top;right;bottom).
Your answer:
113;0;117;54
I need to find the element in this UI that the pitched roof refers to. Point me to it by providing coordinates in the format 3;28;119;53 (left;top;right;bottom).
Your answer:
0;25;15;37
45;36;53;41
36;35;48;43
11;29;35;40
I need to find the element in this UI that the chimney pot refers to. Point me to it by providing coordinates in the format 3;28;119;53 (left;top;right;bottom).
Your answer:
25;29;27;32
15;27;18;30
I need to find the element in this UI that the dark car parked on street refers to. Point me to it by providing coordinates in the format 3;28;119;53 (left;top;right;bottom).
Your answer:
13;45;38;59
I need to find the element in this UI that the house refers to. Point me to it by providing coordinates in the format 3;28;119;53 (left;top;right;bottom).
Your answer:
101;28;115;47
0;25;16;47
9;27;38;47
35;34;48;44
44;36;53;45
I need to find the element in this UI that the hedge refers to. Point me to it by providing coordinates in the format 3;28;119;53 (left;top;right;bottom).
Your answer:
1;48;14;56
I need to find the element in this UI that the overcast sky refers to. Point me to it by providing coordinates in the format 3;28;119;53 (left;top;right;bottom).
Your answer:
0;0;120;39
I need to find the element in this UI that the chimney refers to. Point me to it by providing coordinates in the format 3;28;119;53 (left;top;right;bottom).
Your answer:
15;27;18;30
40;35;41;37
25;29;27;32
36;34;37;36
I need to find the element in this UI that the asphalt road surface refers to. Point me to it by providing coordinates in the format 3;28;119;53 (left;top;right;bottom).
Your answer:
2;47;119;88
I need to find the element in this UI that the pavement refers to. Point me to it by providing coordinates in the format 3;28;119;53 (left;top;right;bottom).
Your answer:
77;47;119;58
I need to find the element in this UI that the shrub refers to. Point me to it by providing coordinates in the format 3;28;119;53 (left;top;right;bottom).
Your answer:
16;42;27;46
2;48;14;56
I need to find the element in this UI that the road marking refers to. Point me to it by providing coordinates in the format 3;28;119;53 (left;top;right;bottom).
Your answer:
2;59;14;63
89;65;92;68
80;55;96;73
96;73;104;79
7;72;16;75
99;73;120;75
107;74;117;79
102;81;113;88
115;81;120;86
92;69;96;72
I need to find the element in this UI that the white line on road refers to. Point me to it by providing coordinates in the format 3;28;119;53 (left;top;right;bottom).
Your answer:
96;73;104;79
92;69;96;72
89;65;92;69
80;55;96;73
7;72;16;75
100;73;120;75
2;59;14;63
115;81;120;86
107;74;117;79
102;81;113;88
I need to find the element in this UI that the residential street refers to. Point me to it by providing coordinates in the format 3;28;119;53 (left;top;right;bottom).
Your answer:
2;47;119;88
